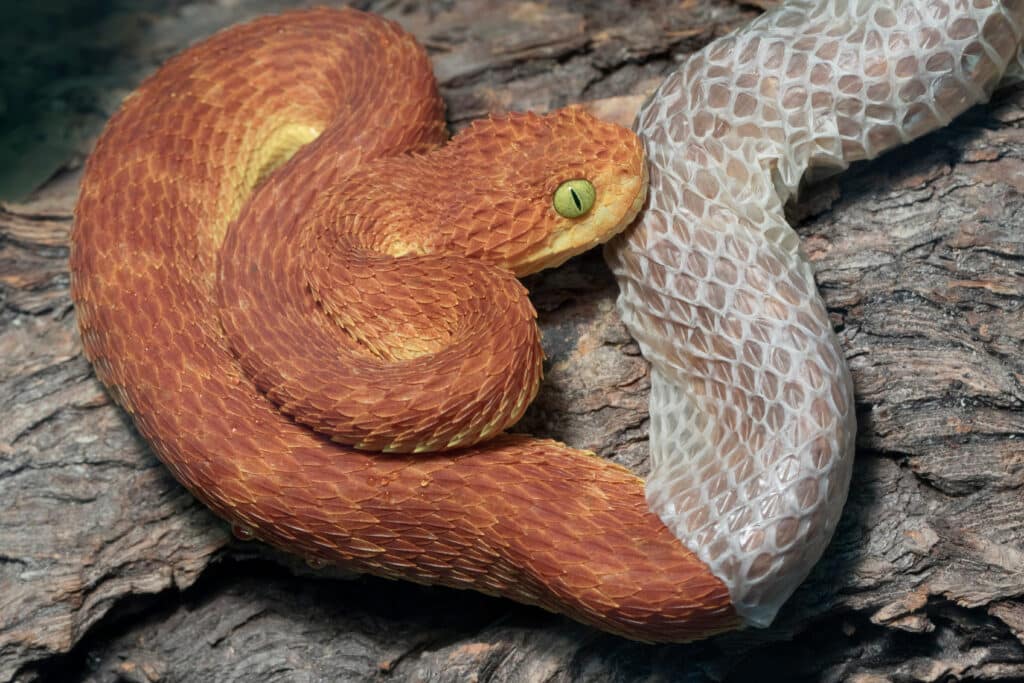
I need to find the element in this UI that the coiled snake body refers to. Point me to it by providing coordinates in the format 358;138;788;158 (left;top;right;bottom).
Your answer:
71;3;1024;640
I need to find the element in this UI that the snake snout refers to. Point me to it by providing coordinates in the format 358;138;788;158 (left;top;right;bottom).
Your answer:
458;107;649;276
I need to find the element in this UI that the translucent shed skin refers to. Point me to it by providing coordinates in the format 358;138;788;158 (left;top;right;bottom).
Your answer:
607;0;1024;625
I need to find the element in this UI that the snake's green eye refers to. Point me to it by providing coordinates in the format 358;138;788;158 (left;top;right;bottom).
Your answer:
553;179;596;218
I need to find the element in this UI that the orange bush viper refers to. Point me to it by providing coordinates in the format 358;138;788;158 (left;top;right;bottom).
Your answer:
71;4;1024;640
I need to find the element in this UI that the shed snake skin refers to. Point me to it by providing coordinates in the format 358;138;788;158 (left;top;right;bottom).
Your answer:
71;3;1024;640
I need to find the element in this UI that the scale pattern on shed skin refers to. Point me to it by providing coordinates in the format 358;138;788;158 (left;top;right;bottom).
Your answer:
70;8;741;642
606;0;1024;626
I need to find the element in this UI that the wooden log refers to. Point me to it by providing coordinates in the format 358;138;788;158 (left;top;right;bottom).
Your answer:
1;1;1021;680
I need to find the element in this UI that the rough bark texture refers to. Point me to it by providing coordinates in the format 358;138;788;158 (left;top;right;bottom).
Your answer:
1;0;1022;681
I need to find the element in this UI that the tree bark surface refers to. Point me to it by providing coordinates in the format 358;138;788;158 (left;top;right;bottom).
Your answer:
1;1;1022;681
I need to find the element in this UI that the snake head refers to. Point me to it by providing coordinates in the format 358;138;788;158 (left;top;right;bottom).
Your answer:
441;106;648;276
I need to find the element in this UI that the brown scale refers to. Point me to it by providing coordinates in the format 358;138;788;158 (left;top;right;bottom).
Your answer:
71;8;739;641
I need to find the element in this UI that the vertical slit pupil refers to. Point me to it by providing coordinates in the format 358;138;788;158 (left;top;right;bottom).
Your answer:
570;188;582;210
